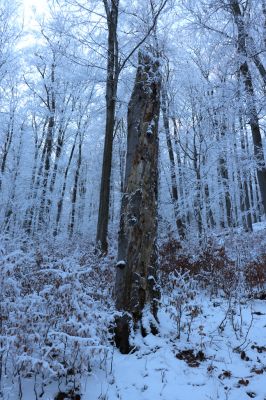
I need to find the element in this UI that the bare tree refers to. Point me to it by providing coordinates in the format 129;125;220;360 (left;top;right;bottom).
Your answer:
96;0;169;252
96;0;120;252
161;81;185;238
229;0;266;214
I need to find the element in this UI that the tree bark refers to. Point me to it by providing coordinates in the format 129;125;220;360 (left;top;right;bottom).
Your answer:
96;0;119;253
69;135;82;236
230;0;266;214
114;50;161;354
38;62;56;228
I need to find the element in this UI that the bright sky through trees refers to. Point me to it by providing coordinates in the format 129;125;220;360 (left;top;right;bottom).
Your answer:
22;0;48;27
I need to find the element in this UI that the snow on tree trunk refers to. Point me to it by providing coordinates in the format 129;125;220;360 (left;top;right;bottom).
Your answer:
230;0;266;214
114;49;161;354
161;84;185;239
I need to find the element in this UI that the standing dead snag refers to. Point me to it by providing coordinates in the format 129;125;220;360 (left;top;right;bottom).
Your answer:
114;50;162;354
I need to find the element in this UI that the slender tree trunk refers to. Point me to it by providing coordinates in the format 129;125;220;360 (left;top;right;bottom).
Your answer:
96;0;119;253
172;118;188;225
247;35;266;90
38;62;56;228
262;0;266;48
114;50;161;354
161;85;185;239
69;137;82;236
220;155;232;227
47;129;65;219
218;118;232;227
239;115;253;230
207;104;231;228
77;164;87;234
193;161;203;236
38;113;54;227
3;125;23;231
23;118;48;233
0;113;14;191
25;123;48;234
230;0;266;213
204;183;215;228
54;132;78;236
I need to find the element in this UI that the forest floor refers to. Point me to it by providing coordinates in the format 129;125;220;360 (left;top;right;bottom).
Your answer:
1;223;266;400
85;295;266;400
5;291;266;400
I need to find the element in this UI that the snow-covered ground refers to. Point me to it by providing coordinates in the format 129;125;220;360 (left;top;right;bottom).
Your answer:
4;295;264;400
1;224;265;400
84;297;266;400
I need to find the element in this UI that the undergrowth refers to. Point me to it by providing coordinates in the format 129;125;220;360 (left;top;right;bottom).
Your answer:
0;235;115;399
0;225;265;399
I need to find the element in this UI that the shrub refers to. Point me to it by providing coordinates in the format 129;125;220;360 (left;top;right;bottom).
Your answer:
0;236;115;398
244;254;266;293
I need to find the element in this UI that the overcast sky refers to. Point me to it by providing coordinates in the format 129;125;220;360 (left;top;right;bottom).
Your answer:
22;0;48;27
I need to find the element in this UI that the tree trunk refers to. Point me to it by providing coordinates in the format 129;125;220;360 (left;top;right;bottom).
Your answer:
114;50;161;354
239;115;253;231
53;131;78;236
262;0;266;48
96;0;119;253
0;112;14;191
230;0;266;214
69;136;82;236
161;85;185;239
38;62;56;228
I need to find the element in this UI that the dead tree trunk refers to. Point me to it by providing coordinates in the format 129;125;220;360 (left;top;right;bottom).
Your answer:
114;50;161;354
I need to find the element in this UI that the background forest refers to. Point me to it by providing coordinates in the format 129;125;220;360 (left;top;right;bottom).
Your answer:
1;0;266;241
0;0;266;399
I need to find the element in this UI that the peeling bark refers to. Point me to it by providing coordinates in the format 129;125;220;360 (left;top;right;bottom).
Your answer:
114;50;162;353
